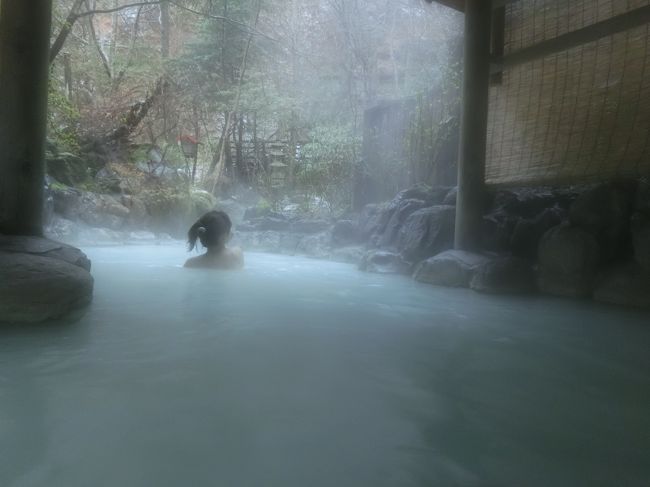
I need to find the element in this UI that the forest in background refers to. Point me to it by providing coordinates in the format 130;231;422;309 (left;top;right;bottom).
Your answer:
46;0;462;218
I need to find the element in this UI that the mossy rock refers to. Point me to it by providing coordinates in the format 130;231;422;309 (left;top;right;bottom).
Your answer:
46;152;91;186
140;187;216;238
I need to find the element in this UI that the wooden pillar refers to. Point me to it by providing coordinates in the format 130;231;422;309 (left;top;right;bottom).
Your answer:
455;0;492;251
0;0;53;236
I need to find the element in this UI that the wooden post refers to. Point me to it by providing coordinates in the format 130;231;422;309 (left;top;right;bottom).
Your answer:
455;0;492;251
0;0;53;236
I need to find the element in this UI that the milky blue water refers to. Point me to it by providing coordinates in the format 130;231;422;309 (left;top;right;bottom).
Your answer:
1;245;649;487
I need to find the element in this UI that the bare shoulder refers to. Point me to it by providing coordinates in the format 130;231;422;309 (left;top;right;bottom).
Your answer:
184;255;204;268
228;247;244;269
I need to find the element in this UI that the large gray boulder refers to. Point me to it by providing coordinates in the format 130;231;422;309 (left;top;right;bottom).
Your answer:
379;198;427;248
79;193;129;230
121;195;149;228
245;216;291;232
52;187;130;231
393;183;450;206
481;187;577;254
329;246;365;265
359;185;454;247
358;201;397;241
470;256;536;295
95;166;122;193
594;264;650;309
331;220;360;247
291;219;330;234
538;224;600;298
0;235;91;271
295;232;331;259
0;236;93;323
569;182;635;260
413;250;490;287
631;212;650;271
359;250;410;275
397;205;456;263
51;184;83;219
490;187;575;219
442;187;457;206
481;211;519;253
45;216;80;243
510;206;566;259
46;152;89;186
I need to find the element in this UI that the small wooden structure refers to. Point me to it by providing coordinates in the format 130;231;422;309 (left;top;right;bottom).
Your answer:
269;161;288;188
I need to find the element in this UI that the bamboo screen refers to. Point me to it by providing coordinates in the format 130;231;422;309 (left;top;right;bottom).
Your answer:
486;0;650;185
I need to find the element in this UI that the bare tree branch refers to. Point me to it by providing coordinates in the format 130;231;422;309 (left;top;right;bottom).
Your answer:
49;0;276;64
211;0;262;188
49;0;86;64
113;6;144;89
85;0;113;79
170;1;277;42
75;0;275;41
74;1;161;18
108;77;169;141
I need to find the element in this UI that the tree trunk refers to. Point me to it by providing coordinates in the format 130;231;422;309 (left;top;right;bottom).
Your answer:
160;0;171;59
236;113;245;181
210;0;261;192
108;77;168;142
208;112;230;175
0;0;53;236
224;136;232;179
86;1;113;80
49;0;86;64
63;53;74;101
191;103;200;184
221;0;228;74
252;111;259;173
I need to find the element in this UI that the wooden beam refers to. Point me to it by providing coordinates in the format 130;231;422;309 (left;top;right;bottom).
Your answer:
492;0;519;8
455;0;492;251
0;0;52;235
426;0;519;12
425;0;464;12
490;5;506;84
492;4;650;73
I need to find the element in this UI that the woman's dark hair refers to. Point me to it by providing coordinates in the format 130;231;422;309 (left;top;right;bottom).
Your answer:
188;211;232;251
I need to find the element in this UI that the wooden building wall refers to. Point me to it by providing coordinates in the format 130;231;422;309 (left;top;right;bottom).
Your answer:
487;0;650;185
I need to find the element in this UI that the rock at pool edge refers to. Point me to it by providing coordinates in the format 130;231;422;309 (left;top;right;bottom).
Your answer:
0;252;94;323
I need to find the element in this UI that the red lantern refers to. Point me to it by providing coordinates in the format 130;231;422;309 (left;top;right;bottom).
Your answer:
178;135;199;159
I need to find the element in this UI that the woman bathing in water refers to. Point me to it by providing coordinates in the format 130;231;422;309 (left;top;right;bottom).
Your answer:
184;211;244;269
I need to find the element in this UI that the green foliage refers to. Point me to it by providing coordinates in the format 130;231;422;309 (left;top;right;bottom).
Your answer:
403;57;462;186
141;185;190;217
129;145;153;165
256;198;271;211
162;144;189;169
46;0;463;211
296;125;361;213
47;79;80;154
141;185;216;220
190;189;217;214
46;151;92;186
